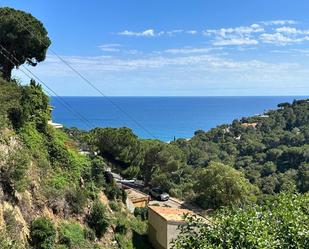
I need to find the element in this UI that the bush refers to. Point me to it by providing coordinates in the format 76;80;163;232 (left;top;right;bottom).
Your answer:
30;217;56;249
1;147;30;193
172;193;309;249
87;201;110;238
105;183;123;200
58;222;86;248
115;220;128;235
134;207;148;221
109;201;121;212
65;187;88;214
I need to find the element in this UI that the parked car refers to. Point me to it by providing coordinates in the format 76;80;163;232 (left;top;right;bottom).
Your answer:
149;187;169;201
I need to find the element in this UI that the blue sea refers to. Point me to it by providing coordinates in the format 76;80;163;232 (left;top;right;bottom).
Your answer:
50;96;306;142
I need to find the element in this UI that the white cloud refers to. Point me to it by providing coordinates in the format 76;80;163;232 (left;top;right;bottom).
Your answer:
164;47;212;54
98;43;121;52
117;29;199;37
213;37;258;46
204;24;264;37
260;33;309;45
166;30;184;36
186;30;197;35
118;29;156;37
276;26;309;35
262;20;298;26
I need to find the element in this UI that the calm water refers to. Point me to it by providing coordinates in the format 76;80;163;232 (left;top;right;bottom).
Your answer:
50;96;306;141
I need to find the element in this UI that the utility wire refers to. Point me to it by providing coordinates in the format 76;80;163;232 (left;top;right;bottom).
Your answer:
3;9;158;139
0;44;94;129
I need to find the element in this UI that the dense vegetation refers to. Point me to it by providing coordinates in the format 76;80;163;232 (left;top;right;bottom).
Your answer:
0;7;150;248
1;6;308;249
174;99;309;196
172;193;309;249
0;77;151;248
71;98;309;210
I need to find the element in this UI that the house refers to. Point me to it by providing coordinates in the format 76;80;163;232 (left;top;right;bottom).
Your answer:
48;106;63;129
148;206;193;249
47;120;63;129
124;187;149;213
241;122;258;128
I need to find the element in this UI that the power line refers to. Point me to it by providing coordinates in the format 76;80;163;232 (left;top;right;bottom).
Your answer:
0;44;94;129
3;9;158;139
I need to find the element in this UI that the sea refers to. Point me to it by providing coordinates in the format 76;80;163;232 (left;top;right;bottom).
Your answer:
50;96;307;142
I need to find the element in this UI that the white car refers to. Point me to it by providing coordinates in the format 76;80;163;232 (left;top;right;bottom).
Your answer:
149;187;170;201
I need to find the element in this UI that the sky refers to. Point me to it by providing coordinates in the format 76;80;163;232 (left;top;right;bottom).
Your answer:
1;0;309;96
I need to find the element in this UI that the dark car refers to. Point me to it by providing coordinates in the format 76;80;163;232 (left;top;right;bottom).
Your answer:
149;187;170;201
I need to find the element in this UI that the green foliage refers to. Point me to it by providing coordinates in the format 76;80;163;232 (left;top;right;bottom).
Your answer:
0;147;30;193
0;230;22;249
0;7;51;80
174;99;309;196
109;201;121;212
194;162;258;209
172;193;309;249
90;157;106;188
30;217;56;249
133;207;148;221
0;78;21;128
20;80;50;132
140;140;186;187
87;201;110;238
91;127;144;176
58;222;88;248
65;187;88;214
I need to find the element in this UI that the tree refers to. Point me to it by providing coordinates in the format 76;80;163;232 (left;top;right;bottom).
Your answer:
87;201;110;238
0;7;51;80
172;193;309;249
91;127;144;173
20;79;50;132
140;140;186;187
30;217;56;249
194;162;258;209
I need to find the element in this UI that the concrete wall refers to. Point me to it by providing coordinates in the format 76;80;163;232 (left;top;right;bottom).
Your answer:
166;221;183;249
148;209;168;249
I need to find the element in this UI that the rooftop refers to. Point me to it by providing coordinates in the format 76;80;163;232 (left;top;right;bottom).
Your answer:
125;188;149;201
149;206;193;222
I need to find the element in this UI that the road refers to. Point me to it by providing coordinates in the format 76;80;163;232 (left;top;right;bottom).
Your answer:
119;178;203;213
149;197;183;209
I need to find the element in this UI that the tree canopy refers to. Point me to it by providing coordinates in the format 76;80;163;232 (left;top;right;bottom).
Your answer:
172;193;309;249
0;7;51;80
194;162;258;209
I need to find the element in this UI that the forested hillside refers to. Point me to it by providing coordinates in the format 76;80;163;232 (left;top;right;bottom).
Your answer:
174;99;309;196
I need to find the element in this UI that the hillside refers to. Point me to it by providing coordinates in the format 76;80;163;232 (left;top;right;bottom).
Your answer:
0;78;150;248
174;99;309;197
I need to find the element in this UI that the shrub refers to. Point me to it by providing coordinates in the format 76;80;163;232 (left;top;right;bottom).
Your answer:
172;193;309;249
109;201;121;212
30;217;56;249
83;228;96;242
87;201;110;238
134;207;148;221
1;147;30;193
105;183;122;200
65;187;88;214
58;222;85;248
115;220;128;235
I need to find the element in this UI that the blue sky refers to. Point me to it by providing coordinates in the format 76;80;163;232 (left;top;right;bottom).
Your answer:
2;0;309;96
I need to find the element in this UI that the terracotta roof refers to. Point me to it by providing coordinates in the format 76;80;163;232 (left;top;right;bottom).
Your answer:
149;206;193;222
241;122;258;128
